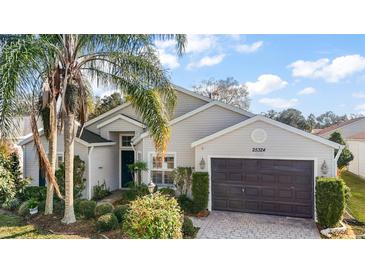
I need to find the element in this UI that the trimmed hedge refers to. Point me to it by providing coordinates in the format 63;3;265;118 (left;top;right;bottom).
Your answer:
18;200;30;216
316;177;348;228
96;213;119;232
192;172;209;212
158;187;176;197
95;202;114;218
123;193;183;239
23;186;47;202
182;216;197;238
113;205;128;223
79;200;97;219
177;195;195;214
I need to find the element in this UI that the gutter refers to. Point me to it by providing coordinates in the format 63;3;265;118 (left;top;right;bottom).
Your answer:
334;145;345;176
87;146;95;200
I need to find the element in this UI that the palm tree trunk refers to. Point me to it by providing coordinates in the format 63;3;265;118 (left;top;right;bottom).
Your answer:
61;112;76;224
45;99;57;215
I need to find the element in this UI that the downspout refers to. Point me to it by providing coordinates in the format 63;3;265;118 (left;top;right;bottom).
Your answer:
334;145;345;176
88;146;94;199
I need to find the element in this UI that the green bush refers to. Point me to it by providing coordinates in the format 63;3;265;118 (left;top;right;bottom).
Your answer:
92;181;111;201
177;195;195;213
316;177;348;228
79;200;97;219
113;205;129;223
172;167;193;195
122;182;149;201
18;200;30;216
158;187;176;197
56;155;86;199
95;202;114;218
123;193;183;239
96;213;119;232
74;199;87;215
2;197;20;210
0;165;16;206
23;186;47;202
53;199;65;214
182;216;198;238
192;172;209;212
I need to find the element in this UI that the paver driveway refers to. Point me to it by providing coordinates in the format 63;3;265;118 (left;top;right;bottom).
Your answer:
191;211;320;239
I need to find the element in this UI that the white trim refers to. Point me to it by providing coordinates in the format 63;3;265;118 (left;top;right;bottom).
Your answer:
18;129;44;146
96;114;146;129
317;117;365;137
84;102;132;126
119;133;135;149
132;101;254;145
147;151;176;185
88;142;116;147
206;155;318;219
87;146;94;200
172;84;212;103
120;148;135;189
191;115;342;149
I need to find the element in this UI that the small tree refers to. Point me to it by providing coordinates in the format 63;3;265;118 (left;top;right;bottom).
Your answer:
128;161;148;185
329;131;354;171
171;167;193;195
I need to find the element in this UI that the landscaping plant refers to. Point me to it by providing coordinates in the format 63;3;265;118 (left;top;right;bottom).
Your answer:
123;193;183;239
127;161;148;185
192;172;209;212
171;167;193;196
158;187;176;197
316;177;348;228
113;205;129;223
95;202;114;218
96;213;119;232
177;195;195;214
79;200;97;219
329;132;354;172
123;182;149;201
182;216;198;238
92;181;111;201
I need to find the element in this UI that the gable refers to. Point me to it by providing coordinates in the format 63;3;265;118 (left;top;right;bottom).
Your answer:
172;88;209;118
318;117;365;139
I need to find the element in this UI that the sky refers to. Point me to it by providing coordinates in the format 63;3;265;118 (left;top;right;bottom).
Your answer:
155;34;365;117
96;35;365;117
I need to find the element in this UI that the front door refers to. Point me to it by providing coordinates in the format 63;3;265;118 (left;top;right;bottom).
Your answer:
121;150;135;188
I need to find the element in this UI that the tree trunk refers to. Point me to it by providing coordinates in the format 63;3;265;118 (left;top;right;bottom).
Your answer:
61;112;76;224
45;99;57;215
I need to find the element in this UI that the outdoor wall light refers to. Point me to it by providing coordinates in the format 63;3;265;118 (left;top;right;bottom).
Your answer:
321;160;328;175
199;157;206;170
148;180;156;194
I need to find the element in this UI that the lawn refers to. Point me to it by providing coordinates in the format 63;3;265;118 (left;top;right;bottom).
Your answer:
341;171;365;223
0;214;84;239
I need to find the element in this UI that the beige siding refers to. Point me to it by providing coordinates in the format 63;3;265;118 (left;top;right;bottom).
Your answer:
99;118;144;140
195;120;335;177
172;91;207;118
320;118;365;139
348;140;365;178
141;105;250;183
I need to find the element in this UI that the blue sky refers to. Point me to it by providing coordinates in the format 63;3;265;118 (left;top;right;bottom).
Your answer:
155;35;365;117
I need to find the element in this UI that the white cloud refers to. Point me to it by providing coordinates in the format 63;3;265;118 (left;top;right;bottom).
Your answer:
186;35;217;54
245;74;288;96
235;41;263;53
187;54;225;69
289;55;365;82
355;103;365;110
154;39;177;50
157;49;180;69
259;98;299;109
298;87;316;95
352;92;365;99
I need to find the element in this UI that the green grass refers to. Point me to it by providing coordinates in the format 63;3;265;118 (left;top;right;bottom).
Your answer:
0;214;83;239
341;171;365;223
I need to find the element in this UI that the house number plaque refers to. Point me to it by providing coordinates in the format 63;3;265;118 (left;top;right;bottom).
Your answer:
252;147;266;152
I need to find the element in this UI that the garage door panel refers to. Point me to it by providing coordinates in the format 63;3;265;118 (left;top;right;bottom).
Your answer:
212;158;314;218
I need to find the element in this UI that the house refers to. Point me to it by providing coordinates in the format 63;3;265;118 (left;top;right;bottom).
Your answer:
316;117;365;178
19;85;342;219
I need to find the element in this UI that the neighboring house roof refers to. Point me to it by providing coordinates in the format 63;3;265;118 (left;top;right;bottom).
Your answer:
96;114;146;129
18;127;115;147
191;115;343;149
132;101;255;145
348;131;365;140
316;117;365;136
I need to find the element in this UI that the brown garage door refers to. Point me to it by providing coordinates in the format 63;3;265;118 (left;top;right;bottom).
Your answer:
211;158;314;218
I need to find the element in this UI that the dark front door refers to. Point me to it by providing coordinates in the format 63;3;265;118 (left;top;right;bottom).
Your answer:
39;161;46;187
121;150;135;188
211;158;314;218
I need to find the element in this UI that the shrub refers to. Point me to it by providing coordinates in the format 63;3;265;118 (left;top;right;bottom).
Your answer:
123;182;149;201
79;200;97;219
95;202;114;218
23;186;47;202
316;177;348;228
127;161;148;185
74;199;87;215
172;167;193;195
0;165;16;206
2;197;20;210
53;199;65;214
92;181;111;201
158;187;176;197
182;216;198;238
96;213;119;232
123;193;183;239
113;205;129;223
18;200;30;216
329;132;354;170
192;172;209;212
56;155;86;198
177;195;195;213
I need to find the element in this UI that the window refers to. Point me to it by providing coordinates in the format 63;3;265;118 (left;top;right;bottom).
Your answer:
150;153;175;185
56;154;64;168
121;135;133;147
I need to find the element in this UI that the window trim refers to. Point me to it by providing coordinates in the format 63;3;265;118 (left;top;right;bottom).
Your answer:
56;153;64;168
148;151;176;185
119;133;134;149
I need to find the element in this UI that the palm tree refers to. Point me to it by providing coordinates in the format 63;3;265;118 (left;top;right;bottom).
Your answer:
0;34;186;224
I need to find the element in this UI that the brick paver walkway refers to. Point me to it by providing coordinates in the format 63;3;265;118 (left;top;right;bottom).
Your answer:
191;211;320;239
